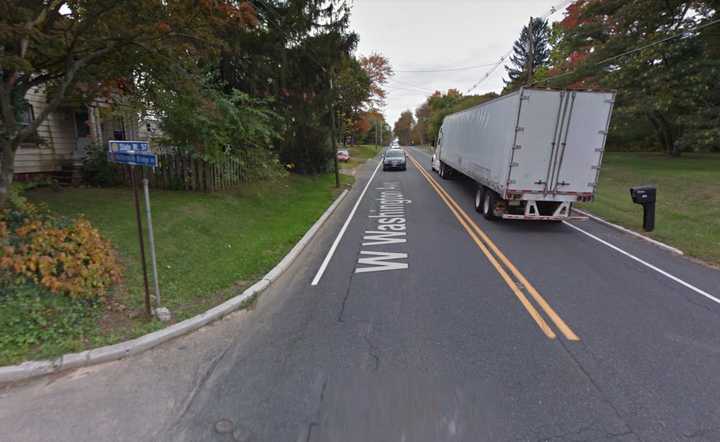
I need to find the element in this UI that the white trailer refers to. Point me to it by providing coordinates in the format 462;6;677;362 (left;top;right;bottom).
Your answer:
431;87;615;220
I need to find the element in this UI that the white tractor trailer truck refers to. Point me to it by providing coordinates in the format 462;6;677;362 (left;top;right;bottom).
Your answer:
431;87;616;221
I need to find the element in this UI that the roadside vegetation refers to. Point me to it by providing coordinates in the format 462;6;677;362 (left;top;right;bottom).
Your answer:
579;152;720;266
398;2;720;157
0;172;352;365
1;1;395;365
343;144;379;170
390;2;719;266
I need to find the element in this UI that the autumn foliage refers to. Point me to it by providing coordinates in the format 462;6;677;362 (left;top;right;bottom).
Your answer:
1;200;120;300
360;53;394;109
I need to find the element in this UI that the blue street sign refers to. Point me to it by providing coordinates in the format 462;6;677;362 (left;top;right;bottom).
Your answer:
109;151;158;167
109;140;150;152
108;140;156;167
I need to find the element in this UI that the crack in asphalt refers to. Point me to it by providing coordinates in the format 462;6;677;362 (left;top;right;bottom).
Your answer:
361;322;381;371
336;271;358;323
536;417;636;441
302;375;328;442
336;168;377;324
555;339;640;442
160;336;238;439
682;425;720;439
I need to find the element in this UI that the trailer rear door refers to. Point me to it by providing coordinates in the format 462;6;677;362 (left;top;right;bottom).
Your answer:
506;89;566;194
549;91;615;196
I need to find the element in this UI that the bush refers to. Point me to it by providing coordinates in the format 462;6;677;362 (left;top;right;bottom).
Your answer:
158;86;282;175
82;143;120;187
0;198;121;300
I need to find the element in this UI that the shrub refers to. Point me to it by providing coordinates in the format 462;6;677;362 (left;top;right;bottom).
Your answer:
82;143;120;187
0;200;121;300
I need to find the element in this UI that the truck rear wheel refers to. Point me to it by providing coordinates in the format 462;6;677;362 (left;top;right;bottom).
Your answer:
440;163;452;180
482;190;500;220
474;187;486;213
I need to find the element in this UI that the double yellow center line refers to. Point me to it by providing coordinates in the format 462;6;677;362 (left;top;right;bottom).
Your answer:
406;151;579;341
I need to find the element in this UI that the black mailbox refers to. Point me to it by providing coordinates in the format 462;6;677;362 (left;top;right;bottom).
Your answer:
630;186;656;204
629;185;656;231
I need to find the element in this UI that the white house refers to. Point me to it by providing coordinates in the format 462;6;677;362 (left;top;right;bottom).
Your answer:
14;87;158;181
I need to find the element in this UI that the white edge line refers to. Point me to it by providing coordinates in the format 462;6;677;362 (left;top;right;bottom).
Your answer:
573;208;683;255
415;145;711;305
0;187;351;385
310;160;383;286
563;221;720;306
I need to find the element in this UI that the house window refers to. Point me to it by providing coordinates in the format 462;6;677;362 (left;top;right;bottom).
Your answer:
18;101;34;127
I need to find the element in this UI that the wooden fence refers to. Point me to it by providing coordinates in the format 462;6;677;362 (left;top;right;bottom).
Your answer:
116;151;243;192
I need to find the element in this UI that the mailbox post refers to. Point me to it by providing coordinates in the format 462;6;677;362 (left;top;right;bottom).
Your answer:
630;185;656;232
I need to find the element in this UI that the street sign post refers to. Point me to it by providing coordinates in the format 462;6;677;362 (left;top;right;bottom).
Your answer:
108;140;163;320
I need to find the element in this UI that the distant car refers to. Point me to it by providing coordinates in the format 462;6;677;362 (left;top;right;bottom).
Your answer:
383;149;406;171
336;149;350;162
389;145;402;150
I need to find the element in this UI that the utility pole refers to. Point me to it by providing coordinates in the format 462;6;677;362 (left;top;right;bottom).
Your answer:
329;73;340;188
375;120;379;153
379;121;383;148
526;16;535;85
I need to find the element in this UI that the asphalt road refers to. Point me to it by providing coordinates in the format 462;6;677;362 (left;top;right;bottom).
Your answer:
2;147;720;442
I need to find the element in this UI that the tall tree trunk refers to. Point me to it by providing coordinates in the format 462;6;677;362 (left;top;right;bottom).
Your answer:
0;138;17;208
657;113;680;157
647;111;679;156
338;115;345;148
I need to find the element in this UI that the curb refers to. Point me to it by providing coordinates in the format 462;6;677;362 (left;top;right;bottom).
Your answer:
573;208;683;255
0;189;350;385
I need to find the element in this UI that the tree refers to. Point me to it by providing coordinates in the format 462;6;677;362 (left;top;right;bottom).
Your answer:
0;0;256;206
393;111;414;146
544;0;720;156
407;90;499;147
412;102;431;145
335;56;372;146
351;110;388;145
219;0;364;173
504;17;551;89
359;53;393;110
156;86;279;176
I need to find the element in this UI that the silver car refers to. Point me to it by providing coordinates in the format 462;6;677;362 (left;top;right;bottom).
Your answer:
383;149;406;171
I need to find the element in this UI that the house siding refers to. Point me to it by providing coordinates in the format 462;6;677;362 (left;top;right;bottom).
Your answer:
12;89;156;177
14;88;77;174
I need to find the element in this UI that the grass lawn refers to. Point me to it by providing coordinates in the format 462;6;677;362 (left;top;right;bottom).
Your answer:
1;172;352;365
578;152;720;265
342;144;379;170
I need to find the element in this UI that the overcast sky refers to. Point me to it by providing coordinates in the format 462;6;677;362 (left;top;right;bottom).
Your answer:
349;0;571;126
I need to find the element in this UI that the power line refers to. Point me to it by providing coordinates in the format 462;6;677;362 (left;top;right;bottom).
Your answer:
387;79;435;93
385;89;428;97
533;16;720;86
465;51;513;94
395;63;499;73
465;0;574;94
386;86;431;95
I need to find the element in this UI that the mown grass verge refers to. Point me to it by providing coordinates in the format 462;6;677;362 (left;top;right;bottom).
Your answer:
0;172;352;365
578;152;720;266
342;144;379;170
